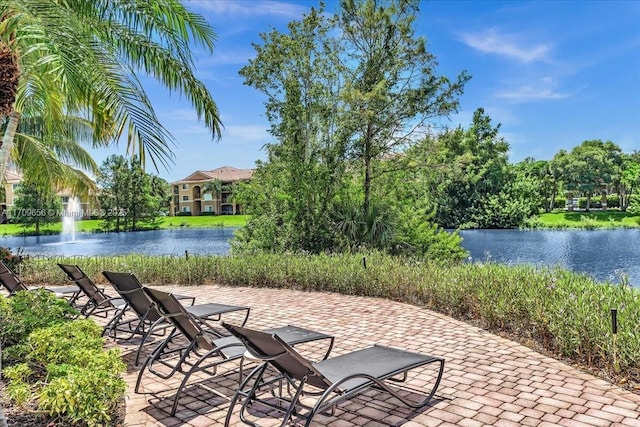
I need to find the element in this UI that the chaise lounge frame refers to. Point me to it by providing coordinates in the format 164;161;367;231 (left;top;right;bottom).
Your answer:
138;288;333;417
57;263;128;333
102;270;250;365
0;260;81;304
223;322;445;427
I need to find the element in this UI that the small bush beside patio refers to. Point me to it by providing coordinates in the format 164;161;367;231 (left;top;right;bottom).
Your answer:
0;290;126;426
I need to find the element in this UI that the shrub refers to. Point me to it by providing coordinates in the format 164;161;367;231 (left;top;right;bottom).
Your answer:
0;289;77;350
39;365;125;427
628;195;640;214
3;320;126;427
554;198;566;209
578;197;602;209
607;194;620;208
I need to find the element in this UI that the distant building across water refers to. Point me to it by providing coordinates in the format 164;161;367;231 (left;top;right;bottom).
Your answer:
169;166;254;216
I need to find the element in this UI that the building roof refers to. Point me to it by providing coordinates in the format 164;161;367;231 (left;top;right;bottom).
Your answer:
3;170;23;184
172;166;254;185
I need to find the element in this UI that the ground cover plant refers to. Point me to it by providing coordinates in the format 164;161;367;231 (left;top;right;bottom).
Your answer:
529;211;640;229
18;253;640;391
0;290;126;426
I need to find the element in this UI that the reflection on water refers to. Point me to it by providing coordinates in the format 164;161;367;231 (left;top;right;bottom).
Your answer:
459;229;640;286
1;228;236;257
1;227;638;287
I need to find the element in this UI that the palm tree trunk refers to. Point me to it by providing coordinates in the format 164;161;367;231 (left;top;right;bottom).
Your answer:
0;110;20;180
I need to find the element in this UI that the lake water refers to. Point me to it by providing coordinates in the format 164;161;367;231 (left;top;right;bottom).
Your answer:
1;227;638;287
0;228;235;258
459;229;640;286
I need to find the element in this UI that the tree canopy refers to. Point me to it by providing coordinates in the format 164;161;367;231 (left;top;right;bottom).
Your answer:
0;0;222;196
234;0;470;260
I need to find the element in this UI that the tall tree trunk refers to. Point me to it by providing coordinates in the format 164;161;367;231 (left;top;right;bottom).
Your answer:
363;122;373;217
0;110;20;180
549;189;557;211
567;192;574;211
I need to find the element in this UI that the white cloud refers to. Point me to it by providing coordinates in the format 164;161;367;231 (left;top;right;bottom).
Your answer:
494;77;575;102
495;86;573;102
187;0;308;18
459;28;551;63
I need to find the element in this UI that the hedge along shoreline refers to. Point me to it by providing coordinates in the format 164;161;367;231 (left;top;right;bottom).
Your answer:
17;252;640;389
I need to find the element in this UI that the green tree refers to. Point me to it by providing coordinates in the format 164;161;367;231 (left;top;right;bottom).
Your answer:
620;151;640;211
12;180;62;235
97;155;128;232
481;162;543;228
149;175;171;215
373;156;468;260
337;0;469;218
202;179;222;202
0;0;222;188
97;155;162;232
410;108;510;228
236;5;344;253
236;0;468;257
562;140;621;211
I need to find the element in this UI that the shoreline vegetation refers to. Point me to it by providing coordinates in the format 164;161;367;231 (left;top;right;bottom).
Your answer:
0;211;639;237
17;252;640;393
0;214;250;236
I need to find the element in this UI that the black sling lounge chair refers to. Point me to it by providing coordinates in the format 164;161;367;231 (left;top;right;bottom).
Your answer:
138;287;334;417
57;263;128;331
223;323;445;427
102;270;250;365
0;260;81;303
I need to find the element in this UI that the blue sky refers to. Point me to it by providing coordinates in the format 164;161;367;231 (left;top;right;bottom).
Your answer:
94;0;640;183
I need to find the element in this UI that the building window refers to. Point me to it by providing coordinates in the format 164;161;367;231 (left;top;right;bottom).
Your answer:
182;206;191;213
182;195;189;201
203;193;213;201
173;186;179;194
205;205;213;212
12;184;19;191
182;183;189;190
61;196;70;203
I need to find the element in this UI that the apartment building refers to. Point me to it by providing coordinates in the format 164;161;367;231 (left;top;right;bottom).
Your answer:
169;166;254;216
2;170;94;220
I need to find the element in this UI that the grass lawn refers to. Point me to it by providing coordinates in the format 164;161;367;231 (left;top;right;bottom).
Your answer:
537;210;640;228
0;215;250;236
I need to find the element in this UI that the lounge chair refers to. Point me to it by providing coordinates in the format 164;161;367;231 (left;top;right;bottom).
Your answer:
0;260;81;303
138;287;334;416
101;270;250;365
57;263;129;332
223;323;445;427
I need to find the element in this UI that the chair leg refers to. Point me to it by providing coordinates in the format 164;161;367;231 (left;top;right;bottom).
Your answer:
239;307;250;327
135;318;166;366
280;377;307;427
135;330;176;393
170;349;221;416
225;363;269;427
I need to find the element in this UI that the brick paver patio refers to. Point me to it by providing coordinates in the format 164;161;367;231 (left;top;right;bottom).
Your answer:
112;284;640;427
